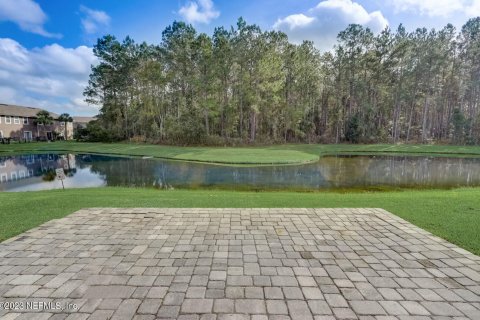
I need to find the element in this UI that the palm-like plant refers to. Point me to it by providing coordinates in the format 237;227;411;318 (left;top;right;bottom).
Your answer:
58;113;73;140
34;110;54;139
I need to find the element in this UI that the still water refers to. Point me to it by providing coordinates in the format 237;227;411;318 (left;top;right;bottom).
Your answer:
1;153;480;192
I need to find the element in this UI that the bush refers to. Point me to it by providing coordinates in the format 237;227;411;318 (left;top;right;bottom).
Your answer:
164;110;207;145
73;127;89;142
345;114;361;143
74;120;120;142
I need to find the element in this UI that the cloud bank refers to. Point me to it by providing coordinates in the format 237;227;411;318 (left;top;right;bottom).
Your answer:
0;38;98;115
179;0;220;24
0;0;61;38
274;0;388;51
389;0;480;18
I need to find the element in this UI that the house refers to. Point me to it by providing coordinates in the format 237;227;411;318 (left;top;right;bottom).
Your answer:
73;116;95;132
0;103;74;141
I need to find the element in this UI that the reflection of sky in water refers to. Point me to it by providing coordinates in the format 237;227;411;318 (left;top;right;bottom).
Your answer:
8;167;105;192
1;153;480;192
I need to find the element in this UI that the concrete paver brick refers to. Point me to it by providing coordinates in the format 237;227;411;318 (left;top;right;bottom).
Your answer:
0;208;478;320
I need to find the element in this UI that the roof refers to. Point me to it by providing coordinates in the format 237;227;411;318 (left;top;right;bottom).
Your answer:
73;116;96;123
0;103;59;118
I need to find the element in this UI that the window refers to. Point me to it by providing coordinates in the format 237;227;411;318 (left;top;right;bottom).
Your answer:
11;172;17;181
1;173;7;183
14;116;20;124
0;130;3;138
24;131;32;141
26;155;35;164
5;116;11;124
23;117;29;124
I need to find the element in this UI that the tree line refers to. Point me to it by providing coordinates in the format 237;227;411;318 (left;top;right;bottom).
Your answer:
83;17;480;145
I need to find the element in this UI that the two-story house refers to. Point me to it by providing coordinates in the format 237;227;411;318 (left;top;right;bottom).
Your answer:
0;103;74;141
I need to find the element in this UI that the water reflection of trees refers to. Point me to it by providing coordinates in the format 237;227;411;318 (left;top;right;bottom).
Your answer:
315;156;373;188
317;156;480;188
84;156;165;188
82;156;330;190
5;154;480;191
77;155;480;190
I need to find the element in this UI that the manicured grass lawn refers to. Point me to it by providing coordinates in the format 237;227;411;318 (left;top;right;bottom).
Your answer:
1;142;480;164
173;149;318;164
1;187;479;255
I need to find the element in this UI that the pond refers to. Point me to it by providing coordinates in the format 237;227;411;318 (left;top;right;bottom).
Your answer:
1;153;480;192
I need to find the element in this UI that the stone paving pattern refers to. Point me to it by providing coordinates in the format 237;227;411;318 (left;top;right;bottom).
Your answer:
0;208;479;320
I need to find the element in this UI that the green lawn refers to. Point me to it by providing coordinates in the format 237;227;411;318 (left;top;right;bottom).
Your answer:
172;148;318;164
1;187;479;255
1;141;480;164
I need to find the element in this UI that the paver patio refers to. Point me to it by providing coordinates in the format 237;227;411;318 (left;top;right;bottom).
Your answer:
0;208;479;320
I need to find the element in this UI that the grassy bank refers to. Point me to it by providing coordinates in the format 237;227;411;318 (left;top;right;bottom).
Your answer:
1;142;480;164
1;187;479;254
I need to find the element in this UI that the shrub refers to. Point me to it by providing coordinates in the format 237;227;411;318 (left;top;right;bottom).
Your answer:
345;114;361;143
74;120;120;142
164;110;207;145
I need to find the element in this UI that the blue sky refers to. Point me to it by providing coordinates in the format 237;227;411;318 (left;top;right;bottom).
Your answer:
0;0;479;116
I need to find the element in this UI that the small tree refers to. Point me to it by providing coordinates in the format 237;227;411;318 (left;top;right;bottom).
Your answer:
345;113;361;143
58;113;73;140
452;108;465;145
34;110;54;139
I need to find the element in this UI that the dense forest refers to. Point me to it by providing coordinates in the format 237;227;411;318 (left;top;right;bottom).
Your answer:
83;17;480;145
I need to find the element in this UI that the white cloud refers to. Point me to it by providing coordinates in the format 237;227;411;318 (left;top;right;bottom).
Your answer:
466;1;480;17
275;14;316;30
0;38;99;115
179;0;220;24
274;0;388;51
0;0;61;38
389;0;480;17
80;5;111;34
